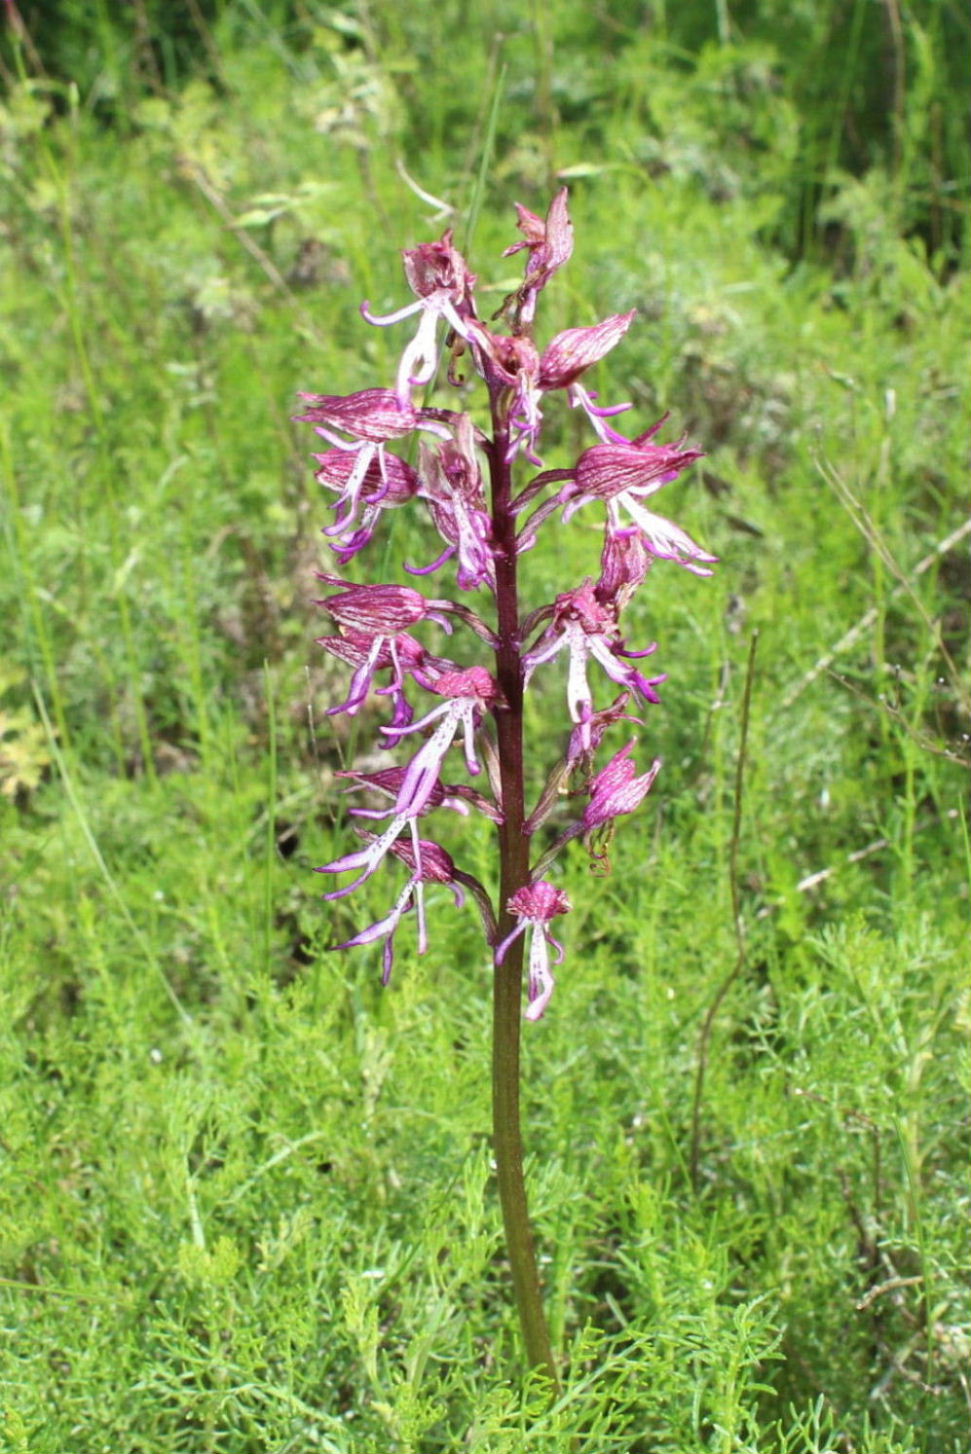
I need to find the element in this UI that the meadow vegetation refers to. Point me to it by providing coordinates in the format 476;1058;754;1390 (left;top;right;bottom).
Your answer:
1;2;968;1449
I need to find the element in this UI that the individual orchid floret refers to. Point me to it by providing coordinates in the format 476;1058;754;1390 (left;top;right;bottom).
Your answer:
334;835;464;983
317;570;498;648
317;668;497;899
580;738;662;866
313;447;419;562
531;738;663;880
295;389;450;558
522;580;665;742
595;526;651;611
314;582;453;717
560;424;717;576
523;692;642;837
318;667;498;899
316;722;472;896
583;739;662;833
538;310;637;438
413;416;496;590
382;666;501;794
361;230;478;406
315;626;445;725
401;234;476;310
503;188;574;326
494;882;572;1020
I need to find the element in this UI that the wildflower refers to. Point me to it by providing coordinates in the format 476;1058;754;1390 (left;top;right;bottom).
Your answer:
583;739;661;832
334;836;464;983
313;447;419;562
298;192;718;1382
561;423;717;575
301;192;713;1019
361;231;478;405
522;580;665;739
503;189;574;325
494;882;572;1020
295;388;449;560
412;416;495;589
314;626;443;724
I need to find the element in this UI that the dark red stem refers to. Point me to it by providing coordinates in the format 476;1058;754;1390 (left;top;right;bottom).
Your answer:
487;399;558;1386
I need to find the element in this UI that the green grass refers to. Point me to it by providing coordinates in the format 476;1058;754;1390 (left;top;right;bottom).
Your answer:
1;4;968;1450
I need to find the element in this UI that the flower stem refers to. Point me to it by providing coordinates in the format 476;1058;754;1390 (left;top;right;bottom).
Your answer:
488;413;559;1387
492;929;558;1382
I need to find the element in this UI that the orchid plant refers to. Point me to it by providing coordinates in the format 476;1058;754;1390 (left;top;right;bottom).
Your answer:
299;191;714;1381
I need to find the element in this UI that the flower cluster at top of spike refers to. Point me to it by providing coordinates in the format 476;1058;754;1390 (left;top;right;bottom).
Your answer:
300;191;715;1018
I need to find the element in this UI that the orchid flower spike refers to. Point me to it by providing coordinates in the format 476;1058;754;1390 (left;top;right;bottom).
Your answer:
299;191;714;1012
